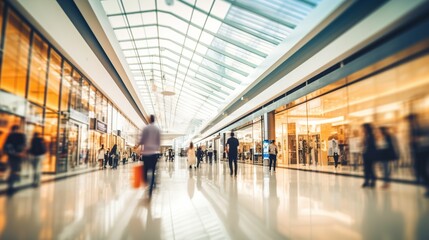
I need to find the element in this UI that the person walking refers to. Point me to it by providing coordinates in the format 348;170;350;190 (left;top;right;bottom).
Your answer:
110;144;118;169
379;127;399;189
104;148;110;169
139;115;161;198
3;125;26;195
97;144;106;169
362;123;377;188
207;145;213;164
226;132;239;176
187;142;196;169
28;132;47;187
196;147;203;168
269;140;278;172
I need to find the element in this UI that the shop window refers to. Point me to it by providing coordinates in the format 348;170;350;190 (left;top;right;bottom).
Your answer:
285;103;308;165
80;78;89;113
43;109;58;173
0;10;30;97
275;111;287;166
60;61;72;111
89;85;96;118
28;33;48;105
46;49;61;111
70;70;81;110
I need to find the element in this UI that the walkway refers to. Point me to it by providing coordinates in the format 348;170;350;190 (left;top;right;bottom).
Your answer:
0;158;428;239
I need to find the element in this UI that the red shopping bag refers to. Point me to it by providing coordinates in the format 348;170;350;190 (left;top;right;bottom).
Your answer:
132;164;143;188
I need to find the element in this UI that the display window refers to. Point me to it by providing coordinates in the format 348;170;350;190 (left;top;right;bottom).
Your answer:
0;10;30;97
43;109;58;172
46;49;61;111
60;62;72;112
28;33;48;105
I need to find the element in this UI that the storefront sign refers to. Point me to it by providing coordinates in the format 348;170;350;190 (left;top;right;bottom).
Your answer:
96;120;107;133
69;109;89;124
90;118;107;133
0;91;26;117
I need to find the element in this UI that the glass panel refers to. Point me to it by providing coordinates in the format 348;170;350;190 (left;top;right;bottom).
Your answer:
89;85;96;118
43;109;58;173
0;11;30;97
61;62;72;111
27;33;48;105
46;49;61;111
70;70;81;110
80;78;89;113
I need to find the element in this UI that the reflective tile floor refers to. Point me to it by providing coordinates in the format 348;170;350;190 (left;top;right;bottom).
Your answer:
0;158;428;240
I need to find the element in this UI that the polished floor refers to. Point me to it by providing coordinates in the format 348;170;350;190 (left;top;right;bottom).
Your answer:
0;158;428;240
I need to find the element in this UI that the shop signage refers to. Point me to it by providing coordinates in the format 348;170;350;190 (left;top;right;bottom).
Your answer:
0;91;26;117
113;130;121;136
90;118;107;133
69;109;89;124
96;120;107;133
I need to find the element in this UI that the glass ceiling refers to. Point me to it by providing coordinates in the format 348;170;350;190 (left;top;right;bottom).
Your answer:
99;0;321;133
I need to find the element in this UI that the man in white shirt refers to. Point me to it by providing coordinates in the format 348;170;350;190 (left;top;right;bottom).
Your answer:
139;115;161;198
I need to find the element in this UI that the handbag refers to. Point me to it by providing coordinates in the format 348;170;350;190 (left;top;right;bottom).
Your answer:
131;164;144;188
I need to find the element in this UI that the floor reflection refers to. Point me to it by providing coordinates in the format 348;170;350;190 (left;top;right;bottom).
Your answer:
0;158;427;239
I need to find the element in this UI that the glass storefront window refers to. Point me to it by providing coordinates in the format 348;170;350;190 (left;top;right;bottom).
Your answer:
80;78;89;113
70;70;81;110
28;33;48;106
46;49;61;111
0;10;30;97
236;124;252;163
43;109;58;172
95;90;102;119
61;61;72;112
89;85;95;118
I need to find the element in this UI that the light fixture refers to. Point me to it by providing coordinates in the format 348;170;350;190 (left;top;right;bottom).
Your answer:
160;74;175;96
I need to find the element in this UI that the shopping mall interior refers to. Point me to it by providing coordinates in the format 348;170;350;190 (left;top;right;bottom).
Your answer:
0;0;429;239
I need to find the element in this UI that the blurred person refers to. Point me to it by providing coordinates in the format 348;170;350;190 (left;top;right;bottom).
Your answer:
196;146;203;168
187;142;196;169
122;151;128;165
139;114;161;198
207;145;213;164
269;140;278;172
362;123;377;188
349;129;362;171
407;114;429;197
97;144;105;169
226;132;239;176
3;125;26;195
104;147;110;169
110;144;118;169
28;132;47;187
379;127;399;189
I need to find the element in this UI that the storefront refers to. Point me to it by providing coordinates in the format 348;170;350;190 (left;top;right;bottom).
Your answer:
0;2;140;177
273;40;429;180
